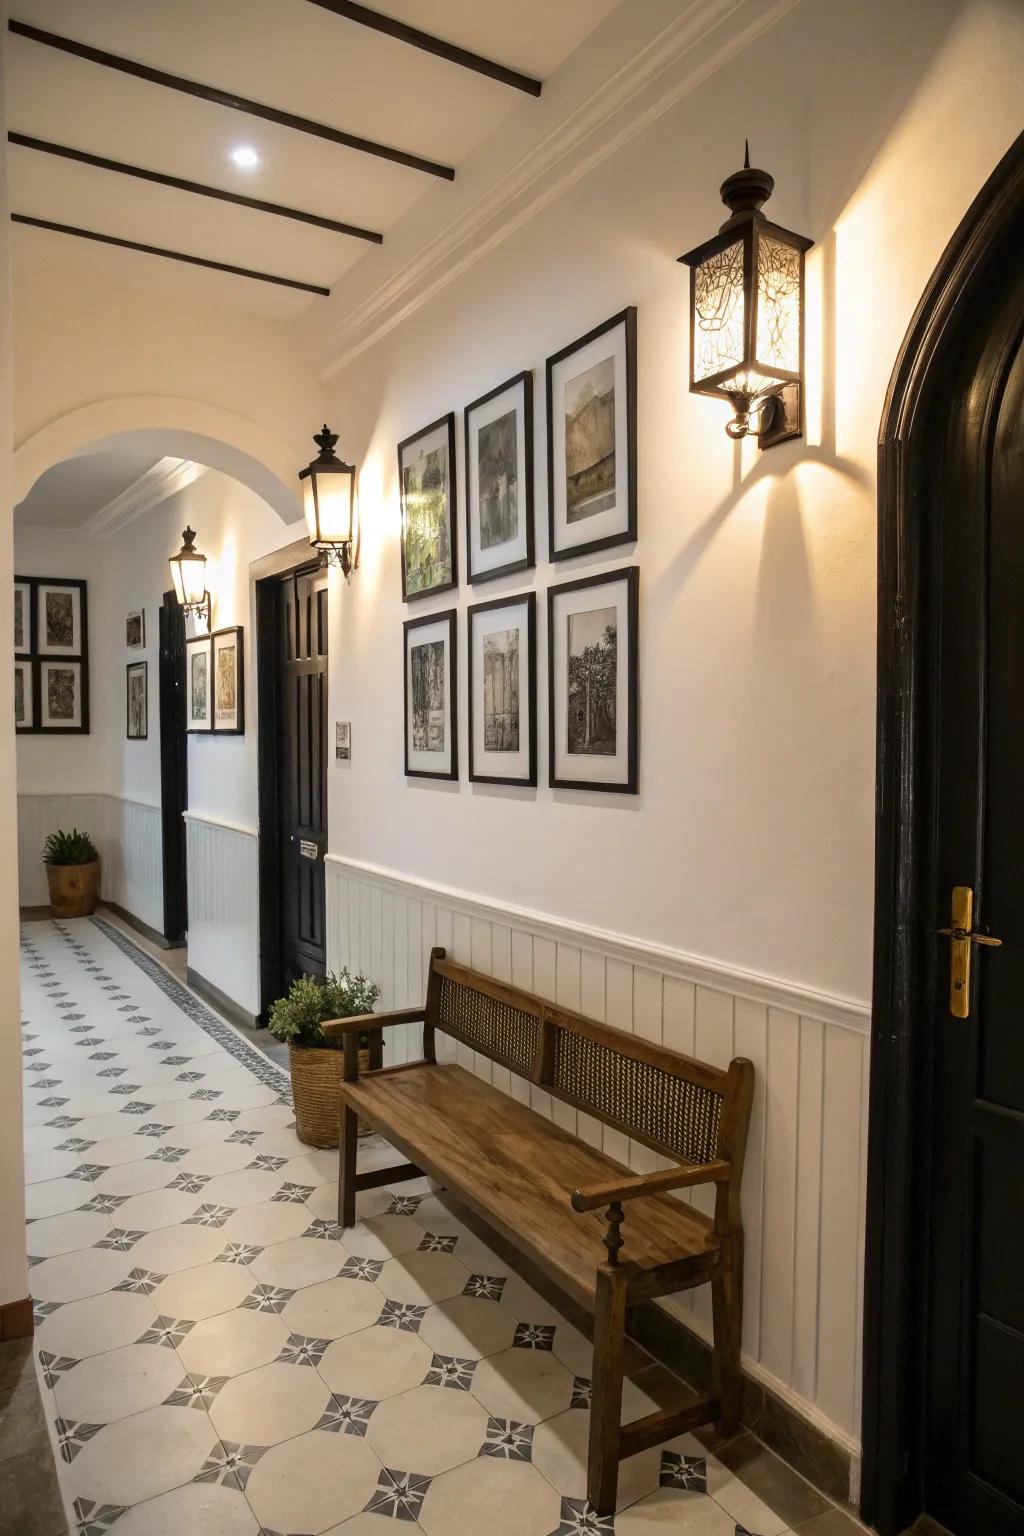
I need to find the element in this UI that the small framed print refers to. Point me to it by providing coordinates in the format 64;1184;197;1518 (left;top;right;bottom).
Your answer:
465;371;534;584
14;660;33;731
547;307;637;561
212;626;244;734
186;635;212;732
37;579;86;655
14;582;31;656
335;721;351;761
399;413;458;601
39;659;85;732
126;609;145;650
404;609;457;780
468;593;536;787
126;661;148;740
548;566;638;794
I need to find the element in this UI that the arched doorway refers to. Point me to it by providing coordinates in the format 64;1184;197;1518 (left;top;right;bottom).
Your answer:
863;132;1024;1535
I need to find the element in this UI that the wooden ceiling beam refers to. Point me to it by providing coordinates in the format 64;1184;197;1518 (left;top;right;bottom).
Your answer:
11;213;331;296
8;132;384;244
8;19;455;181
305;1;543;96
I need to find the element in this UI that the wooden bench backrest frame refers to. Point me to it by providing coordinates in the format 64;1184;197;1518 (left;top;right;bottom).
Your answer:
421;948;753;1222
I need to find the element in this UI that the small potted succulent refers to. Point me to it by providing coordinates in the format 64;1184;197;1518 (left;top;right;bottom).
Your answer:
42;828;101;918
268;970;381;1148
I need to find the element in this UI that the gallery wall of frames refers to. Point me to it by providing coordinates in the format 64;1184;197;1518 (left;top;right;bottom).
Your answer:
399;307;639;794
14;575;90;734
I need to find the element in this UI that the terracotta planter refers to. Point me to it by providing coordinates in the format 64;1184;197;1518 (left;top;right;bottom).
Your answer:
289;1041;371;1148
46;860;100;919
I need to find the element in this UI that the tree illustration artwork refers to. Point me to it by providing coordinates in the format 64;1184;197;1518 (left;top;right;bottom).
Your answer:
567;608;617;756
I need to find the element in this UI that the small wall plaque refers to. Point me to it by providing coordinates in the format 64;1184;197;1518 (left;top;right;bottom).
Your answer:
335;721;351;761
299;839;318;860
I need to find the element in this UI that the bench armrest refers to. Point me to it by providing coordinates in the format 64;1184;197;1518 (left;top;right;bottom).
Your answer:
321;1006;426;1038
570;1159;731;1213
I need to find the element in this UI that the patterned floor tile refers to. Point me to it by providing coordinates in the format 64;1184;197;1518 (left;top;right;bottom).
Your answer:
37;1289;158;1359
150;1261;256;1322
55;1342;185;1422
209;1361;332;1445
280;1275;386;1340
367;1383;490;1475
69;1403;219;1506
319;1324;433;1401
418;1456;561;1535
179;1308;291;1378
94;1479;262;1535
245;1427;381;1532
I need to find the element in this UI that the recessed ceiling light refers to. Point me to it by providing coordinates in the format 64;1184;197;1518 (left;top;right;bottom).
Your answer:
230;145;259;169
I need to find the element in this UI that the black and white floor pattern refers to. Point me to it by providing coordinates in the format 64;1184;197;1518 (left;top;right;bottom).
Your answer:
21;918;785;1536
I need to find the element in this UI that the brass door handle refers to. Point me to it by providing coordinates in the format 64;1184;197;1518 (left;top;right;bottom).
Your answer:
937;886;1002;1018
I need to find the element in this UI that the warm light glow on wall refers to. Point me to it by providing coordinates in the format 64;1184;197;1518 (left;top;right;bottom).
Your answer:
802;244;825;450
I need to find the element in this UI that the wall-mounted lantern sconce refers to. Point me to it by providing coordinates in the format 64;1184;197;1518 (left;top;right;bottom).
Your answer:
168;526;211;627
679;144;812;448
300;424;357;577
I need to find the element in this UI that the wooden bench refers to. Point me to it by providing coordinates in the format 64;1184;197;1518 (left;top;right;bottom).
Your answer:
324;947;754;1515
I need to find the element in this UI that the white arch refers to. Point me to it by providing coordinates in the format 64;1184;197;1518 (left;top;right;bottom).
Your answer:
14;396;305;523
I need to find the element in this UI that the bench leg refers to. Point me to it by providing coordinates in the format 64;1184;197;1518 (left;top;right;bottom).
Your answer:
338;1103;358;1230
587;1265;628;1517
711;1239;743;1435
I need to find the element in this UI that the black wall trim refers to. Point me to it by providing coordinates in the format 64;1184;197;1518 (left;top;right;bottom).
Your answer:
863;130;1024;1536
99;901;183;953
186;965;260;1033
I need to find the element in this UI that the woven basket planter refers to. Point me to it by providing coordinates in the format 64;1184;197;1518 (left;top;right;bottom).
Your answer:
289;1042;370;1149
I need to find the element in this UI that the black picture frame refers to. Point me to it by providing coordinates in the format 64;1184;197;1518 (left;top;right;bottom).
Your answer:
546;307;637;562
398;412;458;602
126;609;146;649
467;591;537;787
126;660;148;740
403;607;458;780
212;625;245;735
464;370;534;584
14;659;33;732
185;634;213;733
14;574;90;734
547;565;639;794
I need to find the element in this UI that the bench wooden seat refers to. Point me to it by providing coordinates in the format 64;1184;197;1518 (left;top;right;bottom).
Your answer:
324;948;753;1516
341;1061;718;1310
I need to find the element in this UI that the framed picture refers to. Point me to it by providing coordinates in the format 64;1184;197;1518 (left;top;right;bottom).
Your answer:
546;307;637;561
126;661;148;740
404;609;457;780
37;579;86;655
39;659;86;732
468;593;536;786
465;371;534;584
14;660;33;731
186;635;212;733
548;566;638;793
399;413;458;601
126;609;146;650
212;626;244;734
14;582;31;656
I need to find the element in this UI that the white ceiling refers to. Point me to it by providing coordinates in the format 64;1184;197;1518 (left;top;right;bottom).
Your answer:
7;0;620;317
14;444;165;528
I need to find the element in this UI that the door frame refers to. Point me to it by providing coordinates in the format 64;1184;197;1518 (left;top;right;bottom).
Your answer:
862;131;1024;1535
253;538;326;1018
158;589;188;944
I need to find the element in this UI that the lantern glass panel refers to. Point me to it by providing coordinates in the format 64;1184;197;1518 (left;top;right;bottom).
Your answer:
171;553;206;607
302;475;318;542
314;468;354;544
693;238;746;384
755;234;802;374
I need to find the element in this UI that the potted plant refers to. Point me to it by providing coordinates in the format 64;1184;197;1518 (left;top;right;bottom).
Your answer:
42;828;101;918
268;970;381;1148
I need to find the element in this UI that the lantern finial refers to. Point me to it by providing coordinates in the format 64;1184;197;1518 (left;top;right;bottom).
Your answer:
313;424;341;462
718;150;775;229
743;138;750;170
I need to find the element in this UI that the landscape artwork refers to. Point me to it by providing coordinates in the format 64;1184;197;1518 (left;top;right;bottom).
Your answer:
400;415;457;600
567;606;617;755
483;627;520;751
410;639;445;753
547;309;636;561
126;662;147;740
46;665;76;723
478;411;518;550
564;356;616;522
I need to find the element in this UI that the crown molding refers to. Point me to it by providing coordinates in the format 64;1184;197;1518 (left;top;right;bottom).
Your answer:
312;0;799;379
82;457;207;539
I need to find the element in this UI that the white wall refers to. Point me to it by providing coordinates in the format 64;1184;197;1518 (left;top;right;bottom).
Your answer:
315;0;1024;1458
0;0;29;1315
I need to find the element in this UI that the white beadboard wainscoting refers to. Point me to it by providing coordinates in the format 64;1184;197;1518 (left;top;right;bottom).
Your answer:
183;811;260;1018
324;854;870;1458
17;793;163;931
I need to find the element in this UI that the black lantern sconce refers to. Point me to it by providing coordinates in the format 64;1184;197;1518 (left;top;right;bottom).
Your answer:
300;424;357;576
168;526;211;627
679;144;813;449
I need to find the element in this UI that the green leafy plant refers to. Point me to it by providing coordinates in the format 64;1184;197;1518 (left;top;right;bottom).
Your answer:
42;828;99;866
267;969;381;1051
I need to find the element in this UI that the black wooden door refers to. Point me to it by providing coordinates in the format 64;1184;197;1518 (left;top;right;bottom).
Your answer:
158;590;188;943
275;567;328;986
925;257;1024;1535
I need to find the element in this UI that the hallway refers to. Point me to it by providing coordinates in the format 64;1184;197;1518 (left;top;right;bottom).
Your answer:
18;918;847;1536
